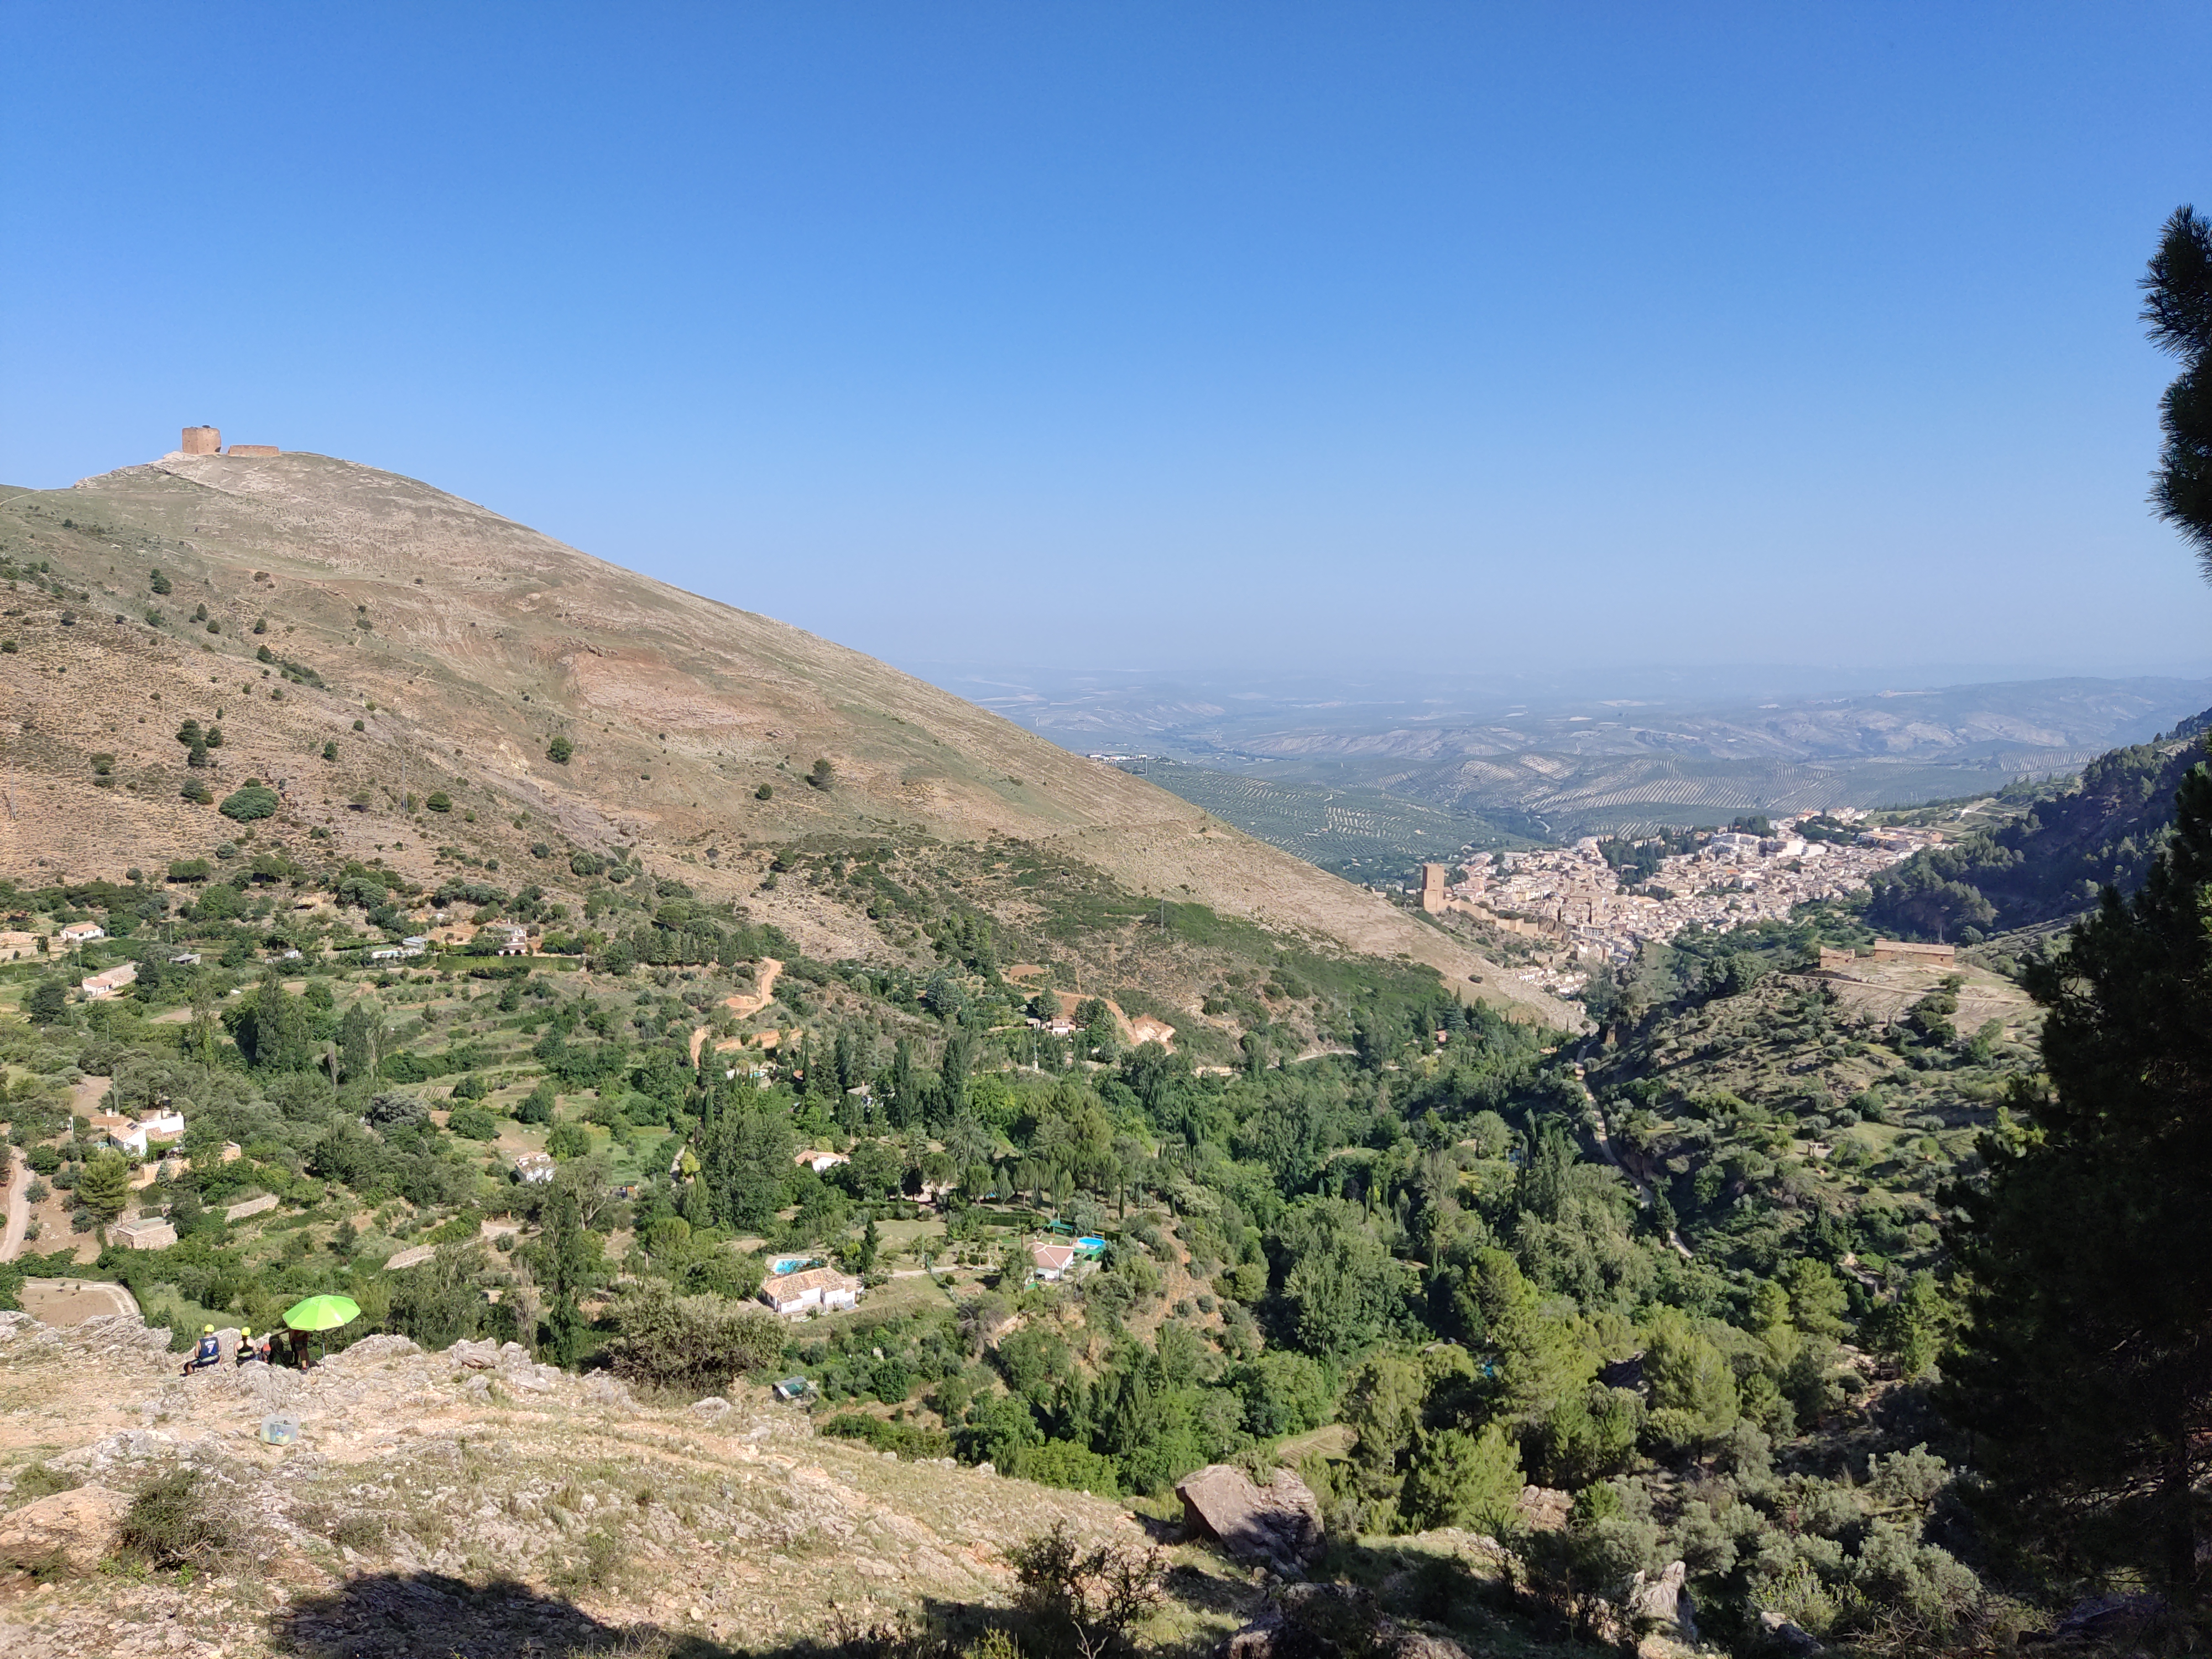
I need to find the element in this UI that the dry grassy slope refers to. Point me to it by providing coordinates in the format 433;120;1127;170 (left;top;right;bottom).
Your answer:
0;1312;1155;1657
1;451;1567;1023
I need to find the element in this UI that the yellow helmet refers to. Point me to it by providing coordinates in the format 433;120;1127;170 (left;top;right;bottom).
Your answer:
203;1324;213;1334
240;1328;251;1338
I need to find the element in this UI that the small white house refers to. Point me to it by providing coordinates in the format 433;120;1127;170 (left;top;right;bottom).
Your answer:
759;1267;861;1317
58;922;106;943
793;1149;850;1174
81;962;139;999
1030;1241;1077;1282
512;1153;556;1185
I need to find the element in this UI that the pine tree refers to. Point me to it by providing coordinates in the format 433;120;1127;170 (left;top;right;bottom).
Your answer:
2145;204;2212;573
1943;761;2212;1592
1938;207;2212;1599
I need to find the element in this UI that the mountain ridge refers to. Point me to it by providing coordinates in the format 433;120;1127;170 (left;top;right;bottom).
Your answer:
0;448;1565;1025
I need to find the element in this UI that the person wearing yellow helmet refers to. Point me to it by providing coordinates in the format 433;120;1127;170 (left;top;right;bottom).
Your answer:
183;1323;222;1375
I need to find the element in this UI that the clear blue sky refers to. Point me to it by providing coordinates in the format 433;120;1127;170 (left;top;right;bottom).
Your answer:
4;4;2209;681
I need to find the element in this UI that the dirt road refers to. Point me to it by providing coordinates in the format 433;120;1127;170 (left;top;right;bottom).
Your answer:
1;1147;25;1262
690;957;785;1066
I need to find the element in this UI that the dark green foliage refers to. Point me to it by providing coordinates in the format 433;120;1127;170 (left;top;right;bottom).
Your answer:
1944;760;2212;1592
217;782;279;822
546;734;573;764
601;1279;785;1393
2146;204;2212;574
25;979;69;1025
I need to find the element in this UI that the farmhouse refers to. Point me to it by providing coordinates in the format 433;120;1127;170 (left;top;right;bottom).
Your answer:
81;962;139;999
1030;1241;1077;1282
759;1266;861;1317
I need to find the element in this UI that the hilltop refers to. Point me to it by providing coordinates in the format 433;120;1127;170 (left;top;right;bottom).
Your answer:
0;448;1564;1027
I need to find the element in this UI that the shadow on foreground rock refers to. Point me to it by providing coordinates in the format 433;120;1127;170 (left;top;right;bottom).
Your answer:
269;1572;724;1659
268;1573;1074;1659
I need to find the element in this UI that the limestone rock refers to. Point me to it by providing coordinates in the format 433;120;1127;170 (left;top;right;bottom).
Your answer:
1176;1463;1323;1575
1513;1484;1572;1532
1628;1558;1695;1642
321;1334;419;1371
447;1338;500;1370
0;1485;131;1577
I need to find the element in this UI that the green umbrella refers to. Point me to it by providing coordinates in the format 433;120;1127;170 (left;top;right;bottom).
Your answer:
283;1295;361;1332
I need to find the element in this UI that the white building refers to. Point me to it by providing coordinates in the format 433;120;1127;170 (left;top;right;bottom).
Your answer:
759;1267;861;1316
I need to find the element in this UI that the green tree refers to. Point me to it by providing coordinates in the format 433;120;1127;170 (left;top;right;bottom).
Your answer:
1399;1423;1524;1532
1944;761;2212;1592
25;978;69;1025
547;734;573;764
1932;213;2212;1596
77;1150;133;1222
2145;204;2212;571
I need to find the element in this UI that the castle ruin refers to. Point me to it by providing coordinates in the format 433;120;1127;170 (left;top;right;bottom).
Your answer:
179;425;280;457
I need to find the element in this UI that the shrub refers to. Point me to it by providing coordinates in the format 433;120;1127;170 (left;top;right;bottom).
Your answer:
820;1414;953;1459
218;783;279;822
448;1104;500;1141
321;740;337;761
600;1280;785;1393
1009;1520;1162;1653
547;735;573;764
181;779;213;805
546;1120;592;1159
120;1469;237;1569
425;792;452;813
755;784;772;801
807;759;835;791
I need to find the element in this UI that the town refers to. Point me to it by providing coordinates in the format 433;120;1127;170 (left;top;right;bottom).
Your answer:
1410;812;1946;997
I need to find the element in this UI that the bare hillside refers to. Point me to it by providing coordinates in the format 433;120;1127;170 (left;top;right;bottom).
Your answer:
0;449;1566;1024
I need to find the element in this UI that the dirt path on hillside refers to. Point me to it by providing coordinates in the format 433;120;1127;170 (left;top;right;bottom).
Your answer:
1580;1081;1692;1259
1;1147;26;1262
691;957;785;1065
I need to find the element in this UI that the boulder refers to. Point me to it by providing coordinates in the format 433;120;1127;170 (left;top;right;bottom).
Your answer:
1755;1609;1823;1654
1627;1558;1696;1643
0;1485;131;1577
447;1338;500;1370
321;1334;419;1372
1176;1463;1323;1575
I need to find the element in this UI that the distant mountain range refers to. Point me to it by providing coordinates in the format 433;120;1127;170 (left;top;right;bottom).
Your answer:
921;665;2212;842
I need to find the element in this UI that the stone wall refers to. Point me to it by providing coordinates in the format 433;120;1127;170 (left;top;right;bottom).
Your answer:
180;425;221;455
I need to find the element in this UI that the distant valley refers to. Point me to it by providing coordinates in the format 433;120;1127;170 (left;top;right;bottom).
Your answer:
922;664;2212;848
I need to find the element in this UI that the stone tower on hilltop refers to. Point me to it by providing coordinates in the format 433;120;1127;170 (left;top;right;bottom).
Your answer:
181;425;220;455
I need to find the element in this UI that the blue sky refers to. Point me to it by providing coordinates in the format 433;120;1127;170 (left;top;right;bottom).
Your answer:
4;4;2209;681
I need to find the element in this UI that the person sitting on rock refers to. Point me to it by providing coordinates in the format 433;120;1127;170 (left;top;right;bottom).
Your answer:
182;1324;221;1375
237;1326;270;1365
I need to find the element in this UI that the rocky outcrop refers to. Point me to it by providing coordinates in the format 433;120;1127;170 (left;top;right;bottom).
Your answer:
1177;1463;1324;1576
0;1485;131;1577
1629;1558;1696;1644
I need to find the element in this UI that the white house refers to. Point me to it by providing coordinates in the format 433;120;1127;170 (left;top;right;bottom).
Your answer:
58;922;106;943
81;962;139;999
1030;1241;1077;1282
512;1153;556;1185
759;1266;861;1317
793;1149;850;1174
